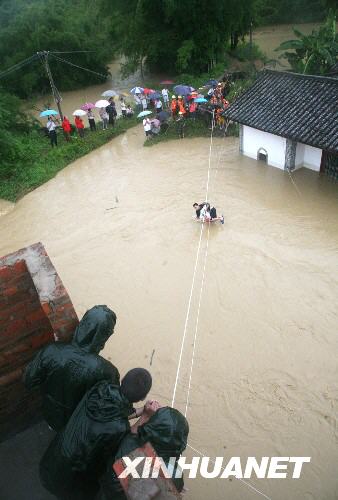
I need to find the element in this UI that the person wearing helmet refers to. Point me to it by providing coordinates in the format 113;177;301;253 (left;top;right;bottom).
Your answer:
171;95;178;117
176;111;186;138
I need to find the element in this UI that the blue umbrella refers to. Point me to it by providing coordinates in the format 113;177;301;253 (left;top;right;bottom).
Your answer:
40;109;58;117
173;84;195;96
157;110;170;122
137;110;152;118
130;86;144;94
194;97;208;103
148;92;161;100
205;79;218;87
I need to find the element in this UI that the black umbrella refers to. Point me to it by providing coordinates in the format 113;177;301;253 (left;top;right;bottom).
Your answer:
157;110;170;123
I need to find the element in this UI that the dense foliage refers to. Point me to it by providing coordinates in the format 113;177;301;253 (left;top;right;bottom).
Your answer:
254;0;330;25
0;0;334;96
110;0;255;75
0;89;35;179
276;11;338;74
0;0;113;98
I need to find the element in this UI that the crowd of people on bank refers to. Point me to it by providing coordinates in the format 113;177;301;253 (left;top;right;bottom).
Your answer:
43;77;233;146
44;97;134;147
138;79;232;140
24;305;189;499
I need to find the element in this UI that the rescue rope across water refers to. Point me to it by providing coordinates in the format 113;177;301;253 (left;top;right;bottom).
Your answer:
187;443;273;500
170;115;273;499
170;111;215;409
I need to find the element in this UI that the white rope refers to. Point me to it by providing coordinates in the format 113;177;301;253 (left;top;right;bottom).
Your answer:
171;112;215;409
286;167;302;197
187;443;273;500
171;220;205;408
184;120;227;418
184;222;210;417
173;114;272;499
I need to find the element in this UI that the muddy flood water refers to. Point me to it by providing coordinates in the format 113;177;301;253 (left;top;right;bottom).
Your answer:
0;127;337;499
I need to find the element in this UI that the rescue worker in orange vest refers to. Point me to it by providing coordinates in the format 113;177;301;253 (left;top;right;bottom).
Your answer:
177;96;186;115
171;95;178;117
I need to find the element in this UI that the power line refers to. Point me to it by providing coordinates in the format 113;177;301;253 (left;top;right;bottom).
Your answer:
0;54;39;80
50;50;95;54
50;53;108;79
37;51;64;120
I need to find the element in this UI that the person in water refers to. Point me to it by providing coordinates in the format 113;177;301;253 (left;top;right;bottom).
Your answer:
193;202;224;223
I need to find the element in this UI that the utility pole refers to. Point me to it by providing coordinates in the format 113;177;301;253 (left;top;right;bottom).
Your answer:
249;21;253;62
38;51;64;120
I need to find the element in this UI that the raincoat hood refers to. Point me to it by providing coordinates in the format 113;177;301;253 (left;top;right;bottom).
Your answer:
86;382;131;422
138;407;189;458
72;305;116;353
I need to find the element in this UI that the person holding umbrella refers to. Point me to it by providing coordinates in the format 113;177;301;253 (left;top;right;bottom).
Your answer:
75;115;85;138
143;116;152;139
46;116;58;147
99;108;109;129
106;98;117;127
87;109;96;131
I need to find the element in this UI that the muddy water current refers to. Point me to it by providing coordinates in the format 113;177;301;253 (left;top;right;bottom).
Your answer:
0;127;337;499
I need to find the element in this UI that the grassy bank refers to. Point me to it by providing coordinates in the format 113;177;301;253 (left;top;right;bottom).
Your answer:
0;116;138;202
144;117;239;148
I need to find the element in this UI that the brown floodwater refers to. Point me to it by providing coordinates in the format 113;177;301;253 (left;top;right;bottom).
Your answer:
0;127;337;499
252;23;324;64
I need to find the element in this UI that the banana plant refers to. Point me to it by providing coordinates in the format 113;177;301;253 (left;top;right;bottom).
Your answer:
275;11;338;75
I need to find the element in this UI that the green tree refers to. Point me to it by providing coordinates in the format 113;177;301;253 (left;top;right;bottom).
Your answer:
0;0;114;98
109;0;255;76
0;88;34;178
275;11;338;74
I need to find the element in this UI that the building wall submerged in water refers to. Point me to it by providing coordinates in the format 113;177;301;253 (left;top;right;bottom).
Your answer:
227;70;338;179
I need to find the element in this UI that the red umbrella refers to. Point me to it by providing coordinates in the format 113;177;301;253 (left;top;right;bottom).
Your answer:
160;80;174;85
143;88;155;95
81;102;95;110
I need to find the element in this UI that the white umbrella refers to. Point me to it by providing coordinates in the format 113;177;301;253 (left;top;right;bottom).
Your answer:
95;99;110;108
130;87;144;95
102;90;118;97
72;109;87;116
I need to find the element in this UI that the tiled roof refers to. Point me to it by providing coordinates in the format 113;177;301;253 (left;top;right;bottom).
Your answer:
224;70;338;152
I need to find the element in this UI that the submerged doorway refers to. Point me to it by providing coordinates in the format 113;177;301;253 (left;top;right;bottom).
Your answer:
257;147;268;163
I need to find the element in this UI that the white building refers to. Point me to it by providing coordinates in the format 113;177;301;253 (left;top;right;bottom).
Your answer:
225;70;338;180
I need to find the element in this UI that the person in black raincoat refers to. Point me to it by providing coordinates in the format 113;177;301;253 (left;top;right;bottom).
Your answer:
39;368;152;500
24;305;119;431
98;406;189;499
106;99;117;126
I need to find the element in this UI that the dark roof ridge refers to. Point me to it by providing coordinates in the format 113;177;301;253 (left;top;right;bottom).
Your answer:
259;68;338;84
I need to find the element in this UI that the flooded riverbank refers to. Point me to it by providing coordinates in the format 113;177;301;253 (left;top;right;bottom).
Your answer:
29;22;325;122
0;127;337;499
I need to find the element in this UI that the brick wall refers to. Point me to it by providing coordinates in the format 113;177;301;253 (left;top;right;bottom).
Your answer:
0;243;79;441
